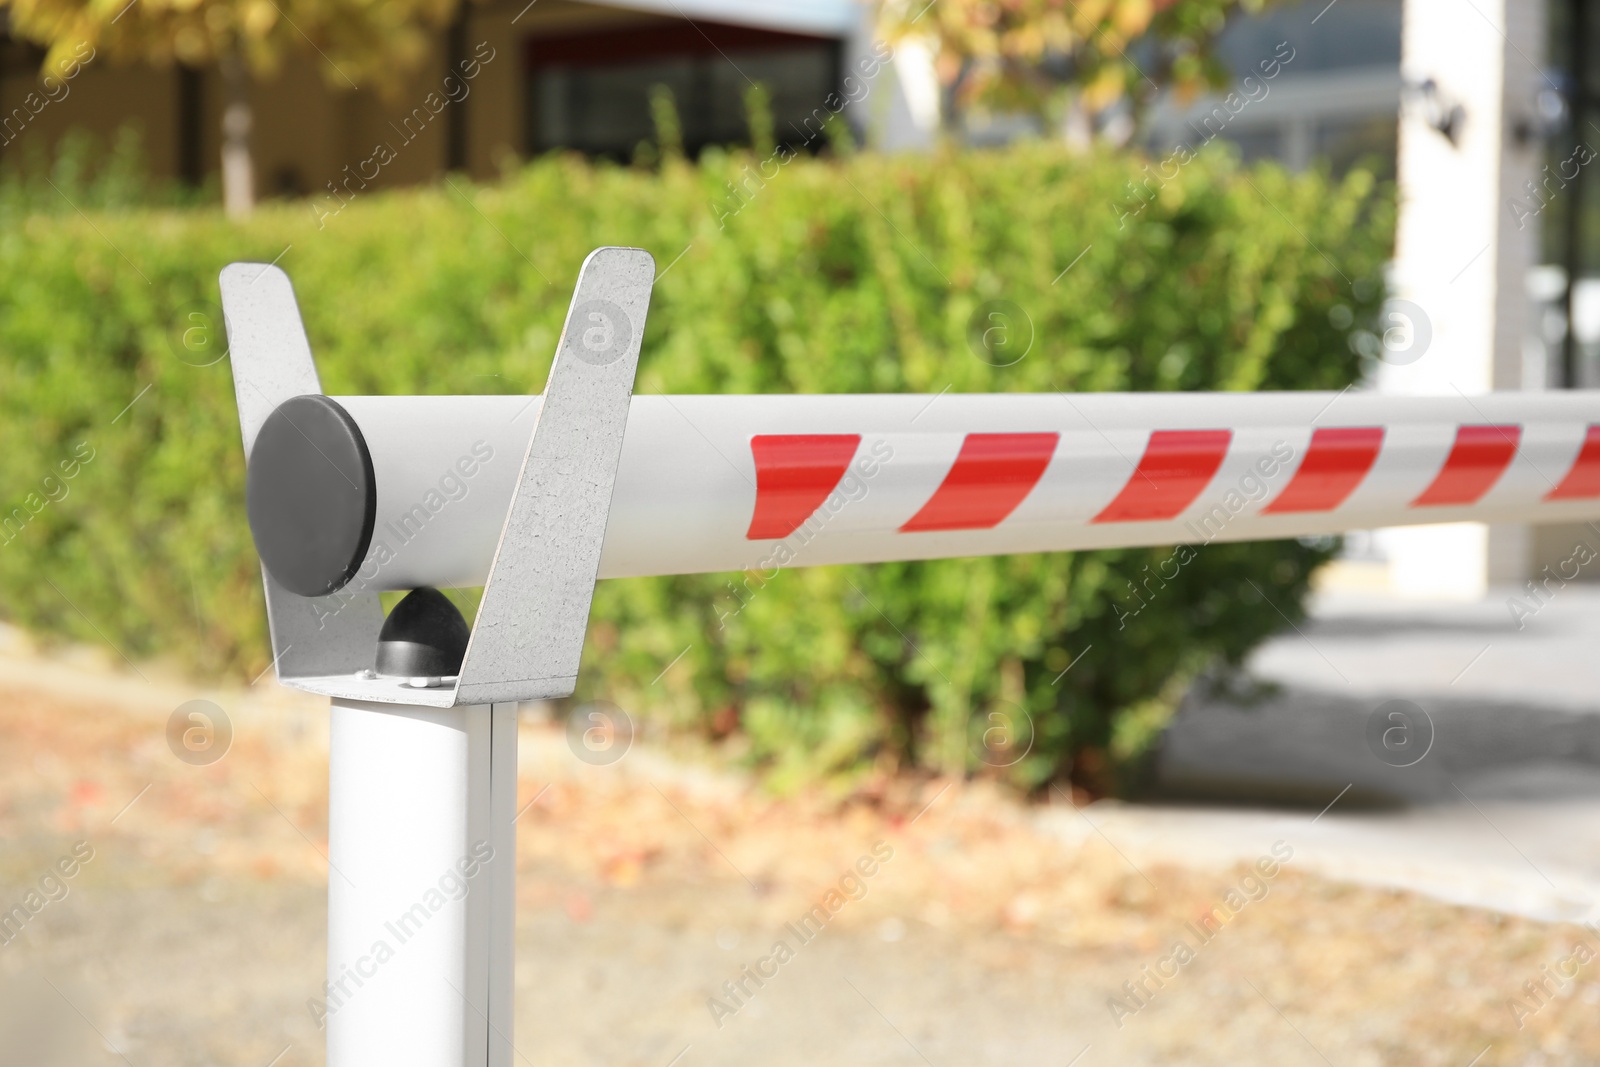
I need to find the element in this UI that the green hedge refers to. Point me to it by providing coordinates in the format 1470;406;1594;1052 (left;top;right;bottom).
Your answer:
0;141;1392;792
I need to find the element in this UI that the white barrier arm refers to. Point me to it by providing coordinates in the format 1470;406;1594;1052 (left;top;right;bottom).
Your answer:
253;390;1600;592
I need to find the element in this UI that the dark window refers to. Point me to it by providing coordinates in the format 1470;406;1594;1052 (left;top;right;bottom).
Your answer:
1547;0;1600;386
526;21;840;158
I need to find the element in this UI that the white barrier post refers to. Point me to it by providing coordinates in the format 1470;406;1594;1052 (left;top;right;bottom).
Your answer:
222;248;1600;1066
221;248;654;1067
324;698;515;1065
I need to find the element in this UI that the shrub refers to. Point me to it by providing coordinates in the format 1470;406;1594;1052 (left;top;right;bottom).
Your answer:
0;140;1391;793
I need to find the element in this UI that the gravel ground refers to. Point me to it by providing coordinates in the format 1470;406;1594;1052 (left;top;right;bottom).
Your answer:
1;629;1599;1066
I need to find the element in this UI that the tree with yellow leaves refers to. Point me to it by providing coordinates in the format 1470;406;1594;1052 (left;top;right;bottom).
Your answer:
0;0;460;216
880;0;1280;141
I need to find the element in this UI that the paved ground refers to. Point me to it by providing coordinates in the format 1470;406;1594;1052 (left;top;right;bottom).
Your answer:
3;589;1600;1066
1083;586;1600;923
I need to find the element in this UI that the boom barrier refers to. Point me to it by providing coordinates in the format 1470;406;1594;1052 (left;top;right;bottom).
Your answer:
218;248;1600;1067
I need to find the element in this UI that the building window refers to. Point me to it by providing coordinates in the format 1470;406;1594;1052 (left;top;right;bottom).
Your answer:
526;21;840;159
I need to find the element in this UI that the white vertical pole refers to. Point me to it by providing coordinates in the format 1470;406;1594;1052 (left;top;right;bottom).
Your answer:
325;699;517;1067
1386;0;1546;597
486;703;517;1067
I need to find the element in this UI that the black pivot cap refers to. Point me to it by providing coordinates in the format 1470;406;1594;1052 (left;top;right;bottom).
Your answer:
246;394;376;598
375;588;471;678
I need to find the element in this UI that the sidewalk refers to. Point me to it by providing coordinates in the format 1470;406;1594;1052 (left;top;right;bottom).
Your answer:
1049;586;1600;922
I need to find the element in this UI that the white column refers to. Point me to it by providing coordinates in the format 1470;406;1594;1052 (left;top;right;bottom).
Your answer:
843;14;940;152
1382;0;1545;598
324;700;517;1067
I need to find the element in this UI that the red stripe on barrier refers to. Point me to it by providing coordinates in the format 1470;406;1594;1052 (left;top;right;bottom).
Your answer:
1093;429;1232;523
746;434;861;540
1411;424;1521;507
1545;425;1600;501
900;433;1059;532
1261;427;1384;514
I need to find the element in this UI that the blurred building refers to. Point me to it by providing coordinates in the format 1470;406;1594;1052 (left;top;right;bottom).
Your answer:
1146;0;1403;175
0;0;941;195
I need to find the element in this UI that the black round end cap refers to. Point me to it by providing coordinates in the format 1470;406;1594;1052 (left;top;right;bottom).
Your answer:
375;588;470;678
246;395;376;598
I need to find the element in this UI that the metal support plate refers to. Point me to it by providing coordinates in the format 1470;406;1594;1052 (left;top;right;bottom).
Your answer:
455;247;654;704
219;263;386;686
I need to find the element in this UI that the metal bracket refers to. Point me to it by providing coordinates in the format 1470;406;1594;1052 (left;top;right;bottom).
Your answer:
219;263;388;684
220;248;655;706
456;247;653;703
